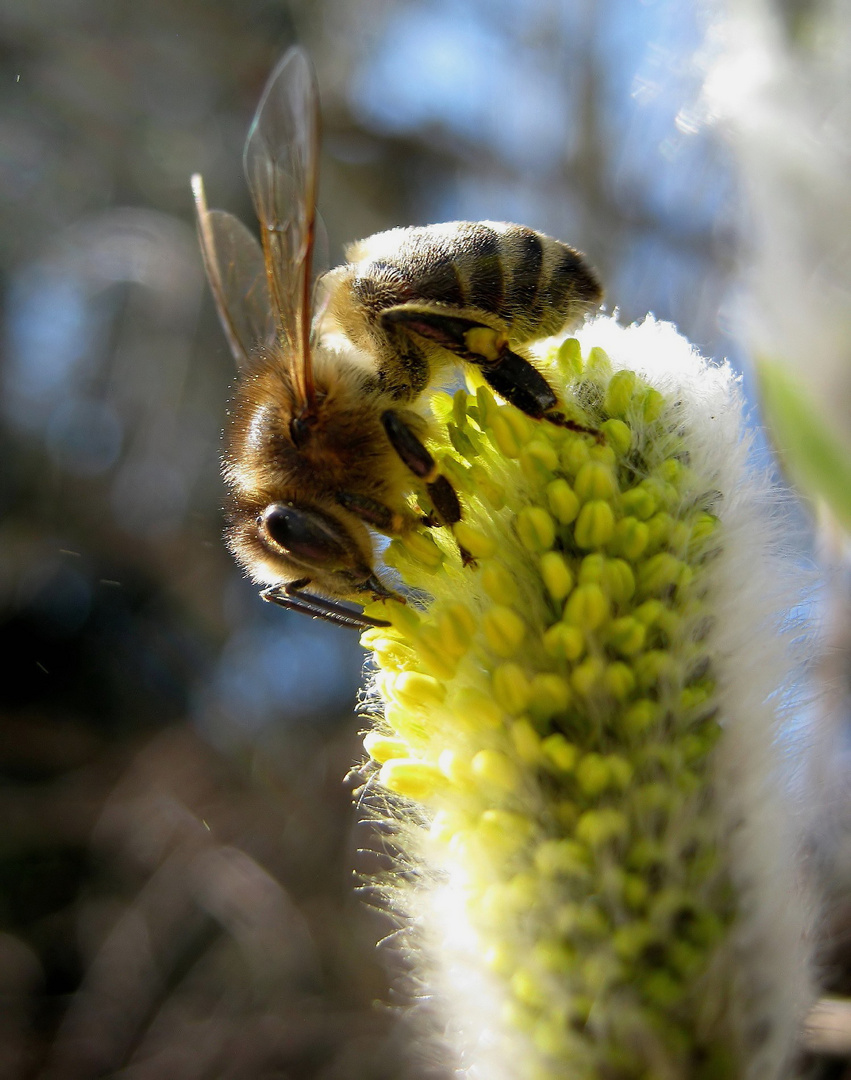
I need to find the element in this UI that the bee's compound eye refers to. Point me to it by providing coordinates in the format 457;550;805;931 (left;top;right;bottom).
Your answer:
261;503;348;565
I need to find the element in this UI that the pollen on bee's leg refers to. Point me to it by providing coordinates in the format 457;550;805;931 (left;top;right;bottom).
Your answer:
382;409;442;484
464;326;507;362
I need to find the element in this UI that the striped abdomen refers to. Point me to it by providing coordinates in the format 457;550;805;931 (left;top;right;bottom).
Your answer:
339;220;603;345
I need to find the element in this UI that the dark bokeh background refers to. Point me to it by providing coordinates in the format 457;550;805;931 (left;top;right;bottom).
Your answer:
0;1;748;1077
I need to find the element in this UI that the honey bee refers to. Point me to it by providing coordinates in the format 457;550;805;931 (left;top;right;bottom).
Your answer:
192;48;602;629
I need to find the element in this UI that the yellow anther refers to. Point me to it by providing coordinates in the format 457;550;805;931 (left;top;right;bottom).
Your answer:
500;405;533;446
520;440;559;481
379;758;445;800
574;500;615;548
571;656;605;696
645;511;674;554
517;506;556;553
452;686;503;729
429;808;469;843
452;387;469;427
471;748;521;790
368;636;416;670
604;661;636;701
475;384;496;426
575;460;618;501
542;622;585;661
612;922;657;963
391;670;447;709
585;346;613;382
399;530;445;568
634;649;678;692
546;478;580;524
610;516;650;560
492;662;531;715
480;560;519;604
620;698;661;739
600;417;632;455
539;551;574;601
438;452;472;491
621;486;657;521
453;520;497;559
623;874;650;910
556;336;583;378
438;748;471;784
575;753;611;796
363;732;410;763
510;718;541;763
483;605;526;656
412;628;458;680
528;673;571;721
438;603;477;656
603;369;639;418
511;968;547;1008
578;553;606;584
489;412;522;458
559;435;591;477
563;583;609;630
637;552;687;596
541;733;579;773
606;616;646;656
642;386;666;421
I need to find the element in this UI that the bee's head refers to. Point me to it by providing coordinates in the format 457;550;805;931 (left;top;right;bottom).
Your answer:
226;498;395;603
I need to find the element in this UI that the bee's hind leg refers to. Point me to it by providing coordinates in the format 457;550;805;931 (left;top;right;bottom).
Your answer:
383;308;599;437
380;409;473;566
383;309;556;420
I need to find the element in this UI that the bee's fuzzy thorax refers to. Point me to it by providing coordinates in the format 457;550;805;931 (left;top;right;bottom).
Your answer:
357;316;815;1080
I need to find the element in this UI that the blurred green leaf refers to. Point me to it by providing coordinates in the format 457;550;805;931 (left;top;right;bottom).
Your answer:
756;356;851;534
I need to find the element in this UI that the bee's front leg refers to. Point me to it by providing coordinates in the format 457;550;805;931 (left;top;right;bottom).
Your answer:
335;491;418;534
379;409;474;566
261;579;392;628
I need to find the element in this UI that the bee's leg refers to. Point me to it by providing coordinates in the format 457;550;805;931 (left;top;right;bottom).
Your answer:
261;579;392;629
383;308;598;436
335;491;420;534
380;409;474;565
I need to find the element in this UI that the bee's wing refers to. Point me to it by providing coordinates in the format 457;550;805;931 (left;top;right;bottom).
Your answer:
192;173;274;373
243;46;320;413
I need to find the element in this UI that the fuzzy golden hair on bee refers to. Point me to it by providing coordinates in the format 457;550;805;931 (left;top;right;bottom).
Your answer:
192;47;603;626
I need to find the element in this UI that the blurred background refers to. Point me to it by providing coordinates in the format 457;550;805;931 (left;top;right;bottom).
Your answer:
1;0;848;1076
